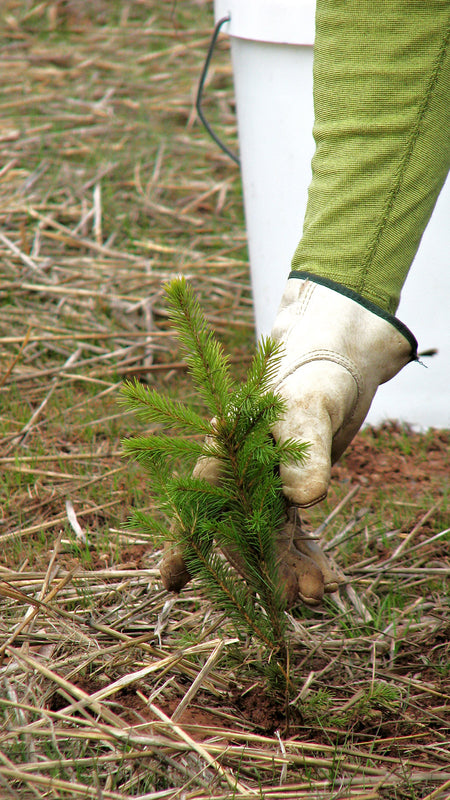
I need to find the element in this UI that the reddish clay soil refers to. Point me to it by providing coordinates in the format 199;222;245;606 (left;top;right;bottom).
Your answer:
332;422;449;499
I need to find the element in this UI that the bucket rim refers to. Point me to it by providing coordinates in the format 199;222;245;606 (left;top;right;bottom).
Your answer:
213;0;316;46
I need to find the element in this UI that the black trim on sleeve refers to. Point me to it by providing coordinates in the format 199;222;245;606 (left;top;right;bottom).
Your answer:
289;270;418;359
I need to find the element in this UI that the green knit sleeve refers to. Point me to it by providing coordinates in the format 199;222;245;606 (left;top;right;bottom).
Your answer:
291;1;450;314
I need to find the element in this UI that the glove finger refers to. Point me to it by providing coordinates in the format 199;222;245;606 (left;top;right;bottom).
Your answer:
160;510;329;609
279;547;324;606
160;432;224;592
283;506;343;593
160;542;192;592
277;506;324;606
274;412;332;507
221;540;322;609
272;364;357;507
192;453;223;485
293;534;343;593
223;506;326;608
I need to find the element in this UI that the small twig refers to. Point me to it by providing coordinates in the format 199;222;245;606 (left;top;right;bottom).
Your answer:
93;182;102;245
146;701;256;796
0;231;44;274
421;777;450;800
324;508;369;551
65;500;88;545
314;485;360;538
0;326;32;388
386;502;442;563
171;639;226;722
6;347;81;450
0;499;121;545
0;563;77;665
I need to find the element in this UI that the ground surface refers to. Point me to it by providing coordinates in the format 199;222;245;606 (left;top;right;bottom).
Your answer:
0;3;449;799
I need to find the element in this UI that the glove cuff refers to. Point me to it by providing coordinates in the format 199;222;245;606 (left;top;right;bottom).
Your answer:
289;270;418;359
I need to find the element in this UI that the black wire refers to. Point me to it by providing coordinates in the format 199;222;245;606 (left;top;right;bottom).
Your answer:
196;16;240;167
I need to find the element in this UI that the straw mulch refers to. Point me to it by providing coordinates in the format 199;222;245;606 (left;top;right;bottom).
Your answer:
0;3;449;799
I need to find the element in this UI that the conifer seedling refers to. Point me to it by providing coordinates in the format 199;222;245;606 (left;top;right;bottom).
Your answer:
121;278;308;685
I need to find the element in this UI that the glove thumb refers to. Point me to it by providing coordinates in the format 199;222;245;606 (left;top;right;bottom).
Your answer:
272;361;358;507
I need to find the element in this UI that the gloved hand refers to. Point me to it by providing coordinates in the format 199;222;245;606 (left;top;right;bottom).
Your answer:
160;275;417;607
160;386;343;608
270;275;418;507
189;451;343;605
160;498;342;607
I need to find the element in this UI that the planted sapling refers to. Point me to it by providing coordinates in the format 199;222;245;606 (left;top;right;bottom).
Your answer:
121;277;309;684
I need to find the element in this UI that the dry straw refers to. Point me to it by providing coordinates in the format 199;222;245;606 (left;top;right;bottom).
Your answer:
0;2;448;798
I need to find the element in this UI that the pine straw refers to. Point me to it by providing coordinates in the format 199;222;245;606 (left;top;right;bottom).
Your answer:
0;2;449;799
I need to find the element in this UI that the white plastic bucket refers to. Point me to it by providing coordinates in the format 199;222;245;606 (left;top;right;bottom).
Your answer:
214;0;316;341
213;0;449;428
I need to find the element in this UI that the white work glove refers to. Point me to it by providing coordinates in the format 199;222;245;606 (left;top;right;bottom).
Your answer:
270;276;418;507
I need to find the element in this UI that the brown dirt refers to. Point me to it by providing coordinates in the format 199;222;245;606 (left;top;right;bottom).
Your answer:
333;422;449;495
315;422;450;537
230;684;285;733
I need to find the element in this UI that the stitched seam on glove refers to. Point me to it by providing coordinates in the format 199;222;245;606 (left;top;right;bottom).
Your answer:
275;350;363;402
296;278;316;318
